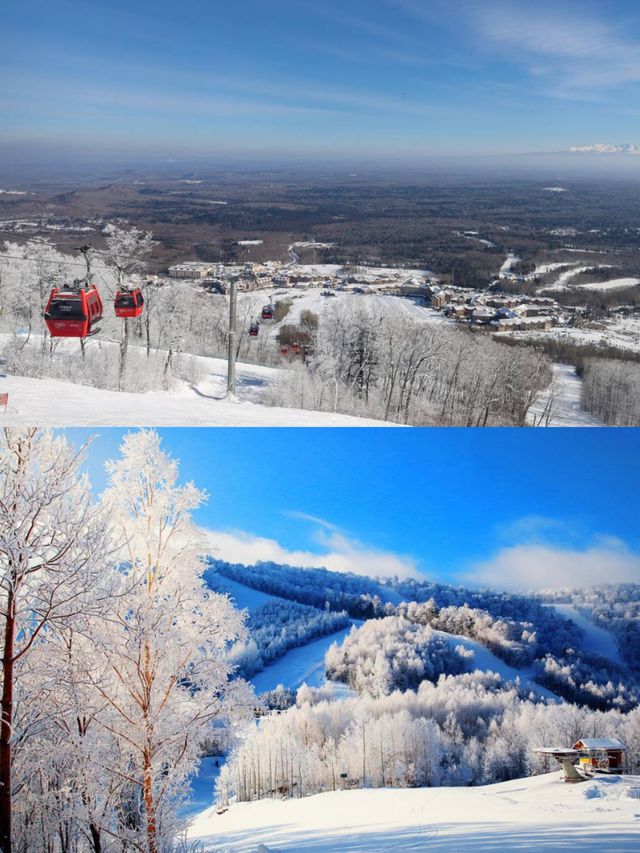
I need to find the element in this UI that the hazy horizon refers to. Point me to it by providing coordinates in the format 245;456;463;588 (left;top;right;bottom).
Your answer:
2;142;640;189
4;0;640;168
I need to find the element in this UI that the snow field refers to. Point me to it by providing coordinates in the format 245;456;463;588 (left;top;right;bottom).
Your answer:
0;372;394;426
188;772;640;852
576;277;640;291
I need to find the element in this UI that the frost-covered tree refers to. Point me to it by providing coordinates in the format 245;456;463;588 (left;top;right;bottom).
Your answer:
0;239;75;348
14;623;125;853
325;616;470;696
270;299;550;425
0;428;108;853
103;225;157;390
91;430;253;852
220;670;636;806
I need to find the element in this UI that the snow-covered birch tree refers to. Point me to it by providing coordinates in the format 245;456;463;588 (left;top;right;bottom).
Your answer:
91;430;253;852
0;428;109;853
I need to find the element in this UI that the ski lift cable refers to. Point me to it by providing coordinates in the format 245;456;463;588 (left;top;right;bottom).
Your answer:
0;245;154;268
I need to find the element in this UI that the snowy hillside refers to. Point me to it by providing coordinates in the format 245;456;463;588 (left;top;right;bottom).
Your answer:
0;363;393;426
188;772;640;851
208;561;640;715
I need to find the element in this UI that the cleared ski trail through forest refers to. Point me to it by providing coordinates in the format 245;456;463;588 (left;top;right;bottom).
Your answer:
548;604;623;664
526;364;603;427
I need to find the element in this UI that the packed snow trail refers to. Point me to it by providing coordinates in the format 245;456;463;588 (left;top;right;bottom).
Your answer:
188;772;640;851
526;364;604;427
251;625;355;694
548;604;623;664
499;253;521;276
433;630;559;701
204;572;284;613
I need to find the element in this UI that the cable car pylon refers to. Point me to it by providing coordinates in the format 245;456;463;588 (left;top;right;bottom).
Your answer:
227;275;239;396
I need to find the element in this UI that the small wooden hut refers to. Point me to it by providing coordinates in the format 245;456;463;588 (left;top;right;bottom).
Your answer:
572;738;626;774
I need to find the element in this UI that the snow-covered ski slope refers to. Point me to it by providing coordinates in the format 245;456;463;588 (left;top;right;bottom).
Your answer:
208;571;556;698
0;290;604;426
0;364;392;427
189;771;640;852
249;622;559;699
433;630;559;701
251;627;355;694
205;573;283;613
526;364;603;427
205;571;358;694
549;604;623;665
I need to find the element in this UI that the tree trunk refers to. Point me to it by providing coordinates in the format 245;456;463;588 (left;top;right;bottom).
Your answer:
142;636;158;853
89;823;102;853
164;348;173;384
142;748;158;853
118;319;129;392
0;588;15;853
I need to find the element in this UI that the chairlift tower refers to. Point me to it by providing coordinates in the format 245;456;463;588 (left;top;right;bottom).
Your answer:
75;244;92;287
227;275;239;395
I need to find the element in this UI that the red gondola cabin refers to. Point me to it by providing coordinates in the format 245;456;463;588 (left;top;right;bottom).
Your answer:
249;322;259;337
114;288;144;319
44;286;103;338
261;305;274;320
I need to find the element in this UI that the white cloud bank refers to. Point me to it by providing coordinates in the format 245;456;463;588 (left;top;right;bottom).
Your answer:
202;527;419;580
465;539;640;591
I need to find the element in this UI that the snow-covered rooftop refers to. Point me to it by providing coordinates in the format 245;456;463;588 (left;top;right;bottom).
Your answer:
575;738;626;751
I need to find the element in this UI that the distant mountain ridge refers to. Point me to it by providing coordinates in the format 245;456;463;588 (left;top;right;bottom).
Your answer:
568;143;640;155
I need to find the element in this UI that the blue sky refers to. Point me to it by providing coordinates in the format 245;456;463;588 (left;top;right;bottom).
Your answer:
63;427;640;591
3;0;640;159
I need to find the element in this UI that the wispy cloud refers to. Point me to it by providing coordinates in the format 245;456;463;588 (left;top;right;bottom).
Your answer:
473;2;640;98
284;510;340;531
495;515;582;547
203;519;420;580
392;0;640;100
